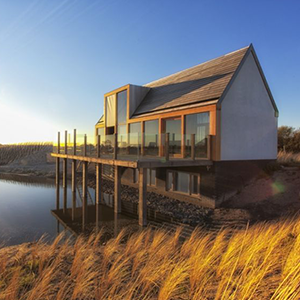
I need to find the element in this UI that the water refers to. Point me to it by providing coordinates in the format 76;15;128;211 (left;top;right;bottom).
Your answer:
0;174;138;246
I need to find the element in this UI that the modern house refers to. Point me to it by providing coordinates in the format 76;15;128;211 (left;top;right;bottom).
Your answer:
94;44;278;209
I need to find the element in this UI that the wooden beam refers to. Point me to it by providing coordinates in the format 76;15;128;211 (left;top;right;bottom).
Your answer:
57;132;60;154
83;134;87;156
96;163;102;204
181;115;185;158
114;166;121;213
138;168;147;226
63;158;67;188
97;135;101;158
56;157;60;185
65;130;68;154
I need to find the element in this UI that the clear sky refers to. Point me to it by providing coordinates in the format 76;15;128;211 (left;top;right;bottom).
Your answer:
0;0;299;144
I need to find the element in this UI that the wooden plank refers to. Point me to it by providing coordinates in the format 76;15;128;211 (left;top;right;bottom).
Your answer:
114;166;121;213
73;129;76;155
138;168;147;226
63;158;67;188
56;157;60;185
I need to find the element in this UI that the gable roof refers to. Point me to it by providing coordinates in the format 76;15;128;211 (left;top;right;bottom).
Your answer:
132;45;277;118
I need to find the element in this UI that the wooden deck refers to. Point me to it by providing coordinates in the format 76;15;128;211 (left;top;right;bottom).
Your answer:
51;153;213;168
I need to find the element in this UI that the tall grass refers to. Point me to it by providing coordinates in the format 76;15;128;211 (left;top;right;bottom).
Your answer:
1;217;300;299
0;143;52;165
277;150;300;165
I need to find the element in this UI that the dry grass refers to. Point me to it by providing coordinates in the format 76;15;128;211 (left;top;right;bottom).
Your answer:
277;151;300;165
0;143;52;166
1;217;300;299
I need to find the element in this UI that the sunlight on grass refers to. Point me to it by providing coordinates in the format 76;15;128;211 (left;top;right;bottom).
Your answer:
1;217;300;299
277;151;300;165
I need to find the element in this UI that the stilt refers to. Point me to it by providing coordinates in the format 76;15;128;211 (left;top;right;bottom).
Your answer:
63;130;68;188
139;168;147;226
114;212;119;237
114;166;121;213
72;160;76;192
82;161;87;230
96;163;102;204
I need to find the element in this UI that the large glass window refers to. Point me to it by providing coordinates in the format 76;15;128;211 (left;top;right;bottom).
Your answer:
106;95;116;127
185;112;210;158
167;170;200;196
144;120;158;156
129;122;141;145
117;90;127;125
165;118;181;155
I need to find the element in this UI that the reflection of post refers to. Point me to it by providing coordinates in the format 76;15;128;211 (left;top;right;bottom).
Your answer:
114;212;119;237
72;191;76;221
191;134;195;160
72;129;77;193
56;132;60;187
57;220;60;234
56;184;60;210
165;133;170;161
114;166;121;213
96;203;100;233
82;161;88;230
63;186;67;214
139;168;147;226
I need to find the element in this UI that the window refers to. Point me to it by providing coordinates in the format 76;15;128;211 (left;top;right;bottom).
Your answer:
147;168;156;186
129;122;141;145
144;120;159;156
117;90;127;125
185;112;210;158
167;170;200;196
106;95;116;127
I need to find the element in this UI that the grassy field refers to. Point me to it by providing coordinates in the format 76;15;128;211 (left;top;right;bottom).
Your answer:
1;216;300;300
0;143;52;166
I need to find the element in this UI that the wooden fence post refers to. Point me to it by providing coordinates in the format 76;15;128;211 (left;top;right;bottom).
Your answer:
191;134;195;160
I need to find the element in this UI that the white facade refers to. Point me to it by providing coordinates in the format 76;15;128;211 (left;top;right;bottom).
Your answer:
220;52;278;161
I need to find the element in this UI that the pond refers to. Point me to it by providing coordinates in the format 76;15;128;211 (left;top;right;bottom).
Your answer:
0;174;138;246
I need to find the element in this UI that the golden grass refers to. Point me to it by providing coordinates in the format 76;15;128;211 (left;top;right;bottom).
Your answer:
0;143;52;165
277;151;300;165
1;217;300;299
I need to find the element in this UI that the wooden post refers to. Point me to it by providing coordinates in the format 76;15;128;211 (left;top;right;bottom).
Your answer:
96;163;102;204
114;133;118;160
139;168;147;226
73;129;76;155
114;166;121;213
191;134;195;160
207;135;211;160
141;122;145;156
97;135;101;158
165;133;170;161
71;160;76;192
83;134;87;156
63;131;68;188
56;132;60;187
82;161;87;230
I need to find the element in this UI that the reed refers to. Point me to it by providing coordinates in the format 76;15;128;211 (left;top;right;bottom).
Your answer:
277;150;300;165
0;143;52;166
1;217;300;299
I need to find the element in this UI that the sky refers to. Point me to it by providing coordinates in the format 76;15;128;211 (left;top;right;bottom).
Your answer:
0;0;299;144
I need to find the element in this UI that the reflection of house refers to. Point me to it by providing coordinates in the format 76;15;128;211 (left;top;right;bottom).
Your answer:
94;44;278;208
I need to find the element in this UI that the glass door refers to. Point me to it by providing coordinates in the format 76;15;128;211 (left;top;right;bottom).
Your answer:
163;117;182;157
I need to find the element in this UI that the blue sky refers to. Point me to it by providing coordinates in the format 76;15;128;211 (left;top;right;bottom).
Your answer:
0;0;299;143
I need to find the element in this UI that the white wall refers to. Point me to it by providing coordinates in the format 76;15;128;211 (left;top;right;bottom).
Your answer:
220;52;278;161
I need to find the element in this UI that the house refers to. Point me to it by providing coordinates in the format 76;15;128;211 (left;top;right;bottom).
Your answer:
93;44;278;209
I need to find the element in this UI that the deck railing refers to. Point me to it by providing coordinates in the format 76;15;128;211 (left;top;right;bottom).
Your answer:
53;130;212;161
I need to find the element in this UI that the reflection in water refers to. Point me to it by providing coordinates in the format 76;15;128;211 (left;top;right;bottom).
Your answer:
52;184;138;238
0;173;137;246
